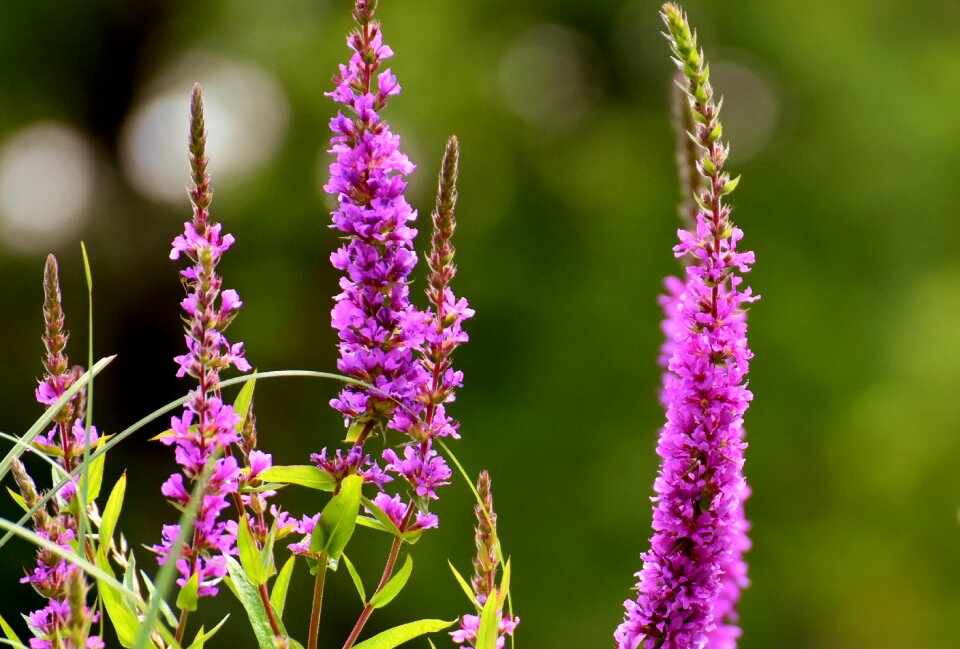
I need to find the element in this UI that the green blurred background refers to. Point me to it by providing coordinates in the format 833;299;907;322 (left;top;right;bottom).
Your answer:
1;0;959;646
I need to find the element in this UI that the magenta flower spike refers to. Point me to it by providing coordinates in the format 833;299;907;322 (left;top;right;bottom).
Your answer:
615;5;757;649
154;84;251;598
318;1;472;529
13;255;104;649
324;0;429;437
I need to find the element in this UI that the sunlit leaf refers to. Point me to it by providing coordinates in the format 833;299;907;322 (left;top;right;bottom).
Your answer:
370;554;413;609
259;465;335;491
351;619;456;649
271;555;296;619
342;552;366;603
311;474;362;562
239;517;268;586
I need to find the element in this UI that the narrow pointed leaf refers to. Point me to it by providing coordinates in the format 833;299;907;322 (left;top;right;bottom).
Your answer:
351;619;456;649
224;556;278;649
232;373;257;433
475;590;500;649
259;465;336;491
186;614;230;649
342;553;366;603
0;612;22;644
176;571;200;612
98;472;126;560
83;450;106;504
238;517;268;585
6;488;27;513
447;561;478;610
370;554;412;609
270;555;296;619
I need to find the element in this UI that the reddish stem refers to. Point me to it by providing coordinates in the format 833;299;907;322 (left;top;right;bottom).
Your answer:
340;504;415;649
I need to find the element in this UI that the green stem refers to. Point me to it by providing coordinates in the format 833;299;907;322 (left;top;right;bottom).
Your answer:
307;554;329;649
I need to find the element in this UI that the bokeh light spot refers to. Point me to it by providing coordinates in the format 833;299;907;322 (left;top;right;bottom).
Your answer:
120;53;291;205
0;122;96;253
498;24;603;129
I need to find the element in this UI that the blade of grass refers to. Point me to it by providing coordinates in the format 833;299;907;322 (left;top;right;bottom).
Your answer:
0;369;363;551
78;242;95;555
0;355;115;482
132;451;218;649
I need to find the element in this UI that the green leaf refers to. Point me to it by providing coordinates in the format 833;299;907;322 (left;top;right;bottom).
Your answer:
238;517;268;586
708;122;722;142
138;570;179;629
259;465;336;491
0;611;22;644
351;619;456;649
370;554;412;609
96;554;140;648
721;174;741;195
0;370;359;554
6;488;27;513
311;474;362;562
83;450;106;505
475;588;500;649
176;571;200;612
262;516;277;578
225;556;278;649
98;472;126;560
497;559;511;611
447;561;478;610
342;553;366;603
186;614;229;649
270;555;296;619
232;373;257;433
344;421;365;443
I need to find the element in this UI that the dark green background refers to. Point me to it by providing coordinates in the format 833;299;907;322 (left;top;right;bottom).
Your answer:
1;0;958;647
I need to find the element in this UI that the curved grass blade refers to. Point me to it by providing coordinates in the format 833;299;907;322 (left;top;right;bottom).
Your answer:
0;355;115;482
0;369;365;552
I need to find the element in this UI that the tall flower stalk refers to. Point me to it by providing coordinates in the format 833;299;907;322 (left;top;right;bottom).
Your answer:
311;4;473;646
13;255;103;649
155;84;251;638
616;4;757;648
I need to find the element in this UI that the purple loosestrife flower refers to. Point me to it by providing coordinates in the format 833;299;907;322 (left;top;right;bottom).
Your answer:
615;5;756;649
13;255;104;649
319;2;472;538
451;471;518;649
154;84;251;598
325;0;428;434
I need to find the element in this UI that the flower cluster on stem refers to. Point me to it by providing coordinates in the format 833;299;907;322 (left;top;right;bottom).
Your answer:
154;84;252;601
318;0;472;528
13;255;103;649
311;6;474;648
615;5;756;649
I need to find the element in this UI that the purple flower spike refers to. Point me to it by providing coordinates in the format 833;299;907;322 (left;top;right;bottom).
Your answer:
154;84;251;598
324;1;429;434
14;255;103;649
616;5;757;649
